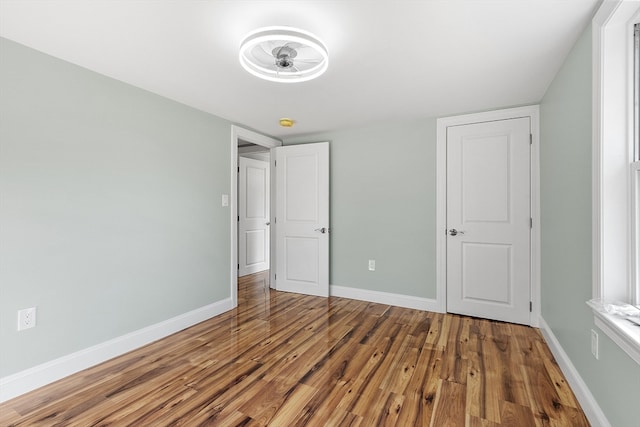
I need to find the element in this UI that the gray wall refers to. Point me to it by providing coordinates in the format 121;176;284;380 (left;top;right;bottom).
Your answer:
284;120;437;299
0;38;232;376
540;25;640;426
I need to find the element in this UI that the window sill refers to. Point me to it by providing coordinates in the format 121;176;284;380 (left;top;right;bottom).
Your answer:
588;303;640;366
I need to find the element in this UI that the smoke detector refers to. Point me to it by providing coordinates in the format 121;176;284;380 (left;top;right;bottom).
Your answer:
239;26;329;83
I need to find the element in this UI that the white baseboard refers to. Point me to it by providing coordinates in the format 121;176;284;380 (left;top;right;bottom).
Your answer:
538;317;610;427
0;298;234;403
330;284;441;312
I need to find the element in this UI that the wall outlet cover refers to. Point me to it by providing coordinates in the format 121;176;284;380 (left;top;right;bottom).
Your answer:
18;307;37;331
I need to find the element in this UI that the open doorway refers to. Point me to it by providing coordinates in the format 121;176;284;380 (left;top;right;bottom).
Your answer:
230;126;331;306
230;126;281;308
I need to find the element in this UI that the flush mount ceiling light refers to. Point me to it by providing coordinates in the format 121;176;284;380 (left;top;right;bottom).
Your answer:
239;26;328;83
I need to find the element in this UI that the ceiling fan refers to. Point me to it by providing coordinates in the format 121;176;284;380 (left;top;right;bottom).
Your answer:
239;26;329;83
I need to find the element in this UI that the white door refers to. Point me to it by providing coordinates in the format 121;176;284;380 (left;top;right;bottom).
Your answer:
238;157;270;276
274;142;329;297
446;117;531;325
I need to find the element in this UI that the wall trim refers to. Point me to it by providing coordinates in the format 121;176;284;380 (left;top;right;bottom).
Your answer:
330;285;440;312
436;105;541;326
0;298;234;403
538;317;611;427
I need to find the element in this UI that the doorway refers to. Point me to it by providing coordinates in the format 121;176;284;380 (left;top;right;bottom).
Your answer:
230;126;331;307
230;126;281;308
436;106;541;326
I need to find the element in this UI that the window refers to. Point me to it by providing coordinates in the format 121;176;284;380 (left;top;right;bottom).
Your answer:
636;23;640;166
634;23;640;307
591;0;640;365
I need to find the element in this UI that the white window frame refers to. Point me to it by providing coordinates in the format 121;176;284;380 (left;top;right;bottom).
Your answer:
633;22;640;308
633;160;640;306
591;0;640;365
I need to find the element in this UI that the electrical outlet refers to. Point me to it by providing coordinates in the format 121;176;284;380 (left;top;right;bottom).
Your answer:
591;329;599;360
17;307;37;331
368;259;376;271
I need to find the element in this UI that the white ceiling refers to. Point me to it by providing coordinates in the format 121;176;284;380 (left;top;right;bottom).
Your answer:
0;0;599;139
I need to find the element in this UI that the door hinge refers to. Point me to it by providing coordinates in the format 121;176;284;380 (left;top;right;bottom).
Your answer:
530;134;533;145
530;301;533;312
274;160;277;167
238;215;240;222
530;217;533;229
274;217;277;224
238;166;240;173
237;263;240;269
275;274;277;280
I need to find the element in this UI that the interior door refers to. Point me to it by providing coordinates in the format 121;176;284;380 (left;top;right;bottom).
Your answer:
274;142;329;297
446;117;531;325
238;156;270;276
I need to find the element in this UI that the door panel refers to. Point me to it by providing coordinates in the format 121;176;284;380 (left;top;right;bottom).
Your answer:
245;230;266;265
462;243;511;303
275;142;329;297
285;237;319;282
446;117;530;324
285;154;318;221
238;157;270;276
462;136;510;222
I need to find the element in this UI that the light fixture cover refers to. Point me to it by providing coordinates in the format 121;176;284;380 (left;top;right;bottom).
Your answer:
239;26;328;83
279;118;295;127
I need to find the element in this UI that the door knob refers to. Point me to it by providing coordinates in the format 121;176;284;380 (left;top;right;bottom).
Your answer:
314;227;327;234
448;228;465;236
265;222;270;226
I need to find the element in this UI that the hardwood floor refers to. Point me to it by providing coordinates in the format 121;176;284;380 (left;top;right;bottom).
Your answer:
1;271;588;426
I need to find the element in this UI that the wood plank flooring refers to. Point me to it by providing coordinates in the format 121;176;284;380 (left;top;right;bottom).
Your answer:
0;271;589;426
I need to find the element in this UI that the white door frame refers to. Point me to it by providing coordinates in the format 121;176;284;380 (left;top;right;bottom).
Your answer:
435;105;541;326
230;125;281;308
